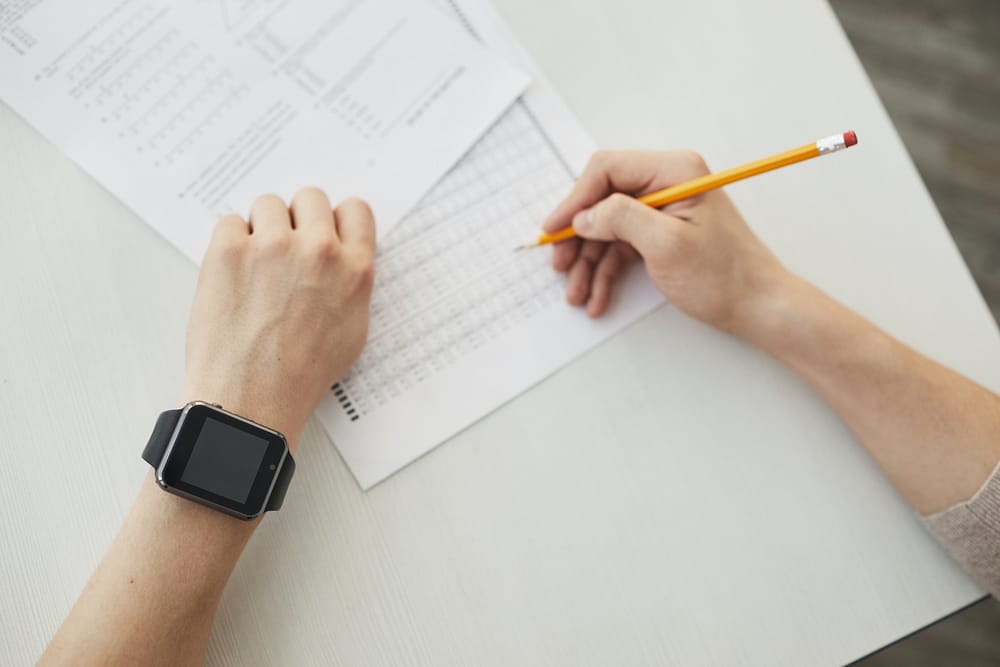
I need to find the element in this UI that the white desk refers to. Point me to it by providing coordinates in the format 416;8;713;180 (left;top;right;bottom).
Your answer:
1;0;997;664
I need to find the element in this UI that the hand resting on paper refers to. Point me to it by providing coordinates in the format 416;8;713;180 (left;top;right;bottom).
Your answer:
183;188;376;453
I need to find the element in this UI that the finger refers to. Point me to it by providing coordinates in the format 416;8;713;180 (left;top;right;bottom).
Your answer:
248;193;292;237
574;193;684;257
543;150;710;233
211;213;249;245
203;214;249;268
587;244;628;318
565;241;606;306
290;186;336;235
551;237;581;272
334;197;376;256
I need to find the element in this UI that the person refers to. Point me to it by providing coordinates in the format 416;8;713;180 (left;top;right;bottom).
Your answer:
40;151;1000;666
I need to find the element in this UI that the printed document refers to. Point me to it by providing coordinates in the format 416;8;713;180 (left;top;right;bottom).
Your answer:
0;0;528;258
0;0;664;489
316;0;664;488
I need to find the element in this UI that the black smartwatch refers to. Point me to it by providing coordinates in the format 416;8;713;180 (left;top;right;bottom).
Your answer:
142;402;295;520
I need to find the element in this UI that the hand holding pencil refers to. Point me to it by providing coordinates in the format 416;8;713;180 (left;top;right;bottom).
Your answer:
537;133;858;322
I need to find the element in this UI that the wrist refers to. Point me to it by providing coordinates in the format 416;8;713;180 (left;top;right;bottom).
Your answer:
140;472;261;534
178;384;304;454
131;474;259;617
725;265;812;350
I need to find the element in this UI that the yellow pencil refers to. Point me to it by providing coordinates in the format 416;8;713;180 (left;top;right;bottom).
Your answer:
517;131;859;250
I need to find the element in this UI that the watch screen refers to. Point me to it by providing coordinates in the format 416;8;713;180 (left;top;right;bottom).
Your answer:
179;417;269;503
160;403;288;518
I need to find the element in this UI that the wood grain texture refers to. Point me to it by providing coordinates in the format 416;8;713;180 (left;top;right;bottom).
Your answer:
1;0;1000;665
828;0;1000;664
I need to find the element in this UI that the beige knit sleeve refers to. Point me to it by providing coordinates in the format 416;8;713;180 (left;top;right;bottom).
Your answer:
922;461;1000;598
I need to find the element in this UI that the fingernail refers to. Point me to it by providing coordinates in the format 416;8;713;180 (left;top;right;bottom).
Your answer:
573;208;593;234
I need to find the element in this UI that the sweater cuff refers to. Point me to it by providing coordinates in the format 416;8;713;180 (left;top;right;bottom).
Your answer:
922;460;1000;597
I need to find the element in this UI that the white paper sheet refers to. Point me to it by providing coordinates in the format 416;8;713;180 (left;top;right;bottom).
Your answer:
0;0;528;257
316;0;665;489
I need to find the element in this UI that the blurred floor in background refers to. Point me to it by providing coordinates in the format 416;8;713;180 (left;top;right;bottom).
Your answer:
830;0;1000;317
827;0;1000;664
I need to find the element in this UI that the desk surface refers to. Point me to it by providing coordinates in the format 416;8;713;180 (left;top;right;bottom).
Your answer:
2;0;998;664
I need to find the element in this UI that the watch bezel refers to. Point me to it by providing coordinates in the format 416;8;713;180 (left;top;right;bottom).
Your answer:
155;402;289;520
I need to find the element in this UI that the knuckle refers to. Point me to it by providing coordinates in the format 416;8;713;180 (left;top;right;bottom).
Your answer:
339;196;373;218
355;262;375;293
679;150;709;173
309;235;340;263
596;259;620;280
586;150;614;174
291;185;326;207
253;192;285;210
602;192;632;219
589;149;610;165
580;240;604;262
351;252;375;290
299;237;339;278
209;218;245;258
211;235;245;263
259;232;292;257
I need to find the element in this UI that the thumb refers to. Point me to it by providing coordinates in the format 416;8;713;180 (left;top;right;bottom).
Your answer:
572;193;677;255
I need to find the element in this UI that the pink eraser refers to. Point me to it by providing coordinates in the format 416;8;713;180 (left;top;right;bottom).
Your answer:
843;130;858;147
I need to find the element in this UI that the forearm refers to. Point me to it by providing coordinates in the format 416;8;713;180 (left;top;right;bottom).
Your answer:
41;475;258;666
734;270;1000;515
41;186;370;665
42;380;306;667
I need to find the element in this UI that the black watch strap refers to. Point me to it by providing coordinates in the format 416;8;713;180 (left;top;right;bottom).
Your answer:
142;409;182;468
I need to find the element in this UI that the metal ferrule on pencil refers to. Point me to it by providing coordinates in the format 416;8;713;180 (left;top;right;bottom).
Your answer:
816;133;851;154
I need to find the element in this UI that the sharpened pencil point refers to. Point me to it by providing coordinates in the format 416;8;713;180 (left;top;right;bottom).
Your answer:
513;242;537;252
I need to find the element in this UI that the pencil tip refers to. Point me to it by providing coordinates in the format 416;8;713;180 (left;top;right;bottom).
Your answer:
513;243;535;252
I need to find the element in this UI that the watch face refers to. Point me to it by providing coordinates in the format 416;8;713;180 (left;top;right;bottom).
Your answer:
159;404;287;518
